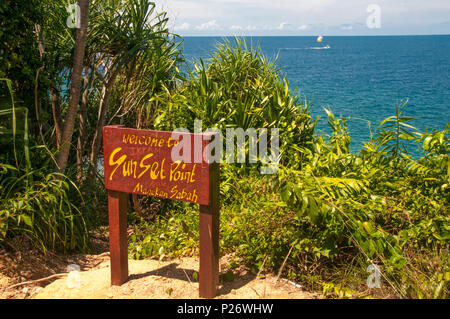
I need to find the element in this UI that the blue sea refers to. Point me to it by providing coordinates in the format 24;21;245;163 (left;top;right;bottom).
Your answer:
180;36;450;156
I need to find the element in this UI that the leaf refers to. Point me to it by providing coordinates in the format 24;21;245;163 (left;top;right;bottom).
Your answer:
399;134;415;140
379;116;395;127
280;184;292;203
398;116;416;121
308;197;320;225
20;215;32;227
399;122;418;130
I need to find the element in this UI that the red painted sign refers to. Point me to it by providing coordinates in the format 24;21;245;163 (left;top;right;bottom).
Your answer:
103;126;214;205
103;125;220;298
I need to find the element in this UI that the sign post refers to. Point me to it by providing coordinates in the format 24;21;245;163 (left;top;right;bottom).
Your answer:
103;125;220;298
107;190;129;285
199;161;220;298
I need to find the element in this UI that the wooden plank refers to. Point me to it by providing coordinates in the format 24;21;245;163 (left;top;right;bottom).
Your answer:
108;190;129;285
199;161;220;298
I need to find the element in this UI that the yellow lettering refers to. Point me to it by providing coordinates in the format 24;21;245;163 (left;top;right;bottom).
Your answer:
167;137;180;147
123;159;137;178
150;162;160;180
190;164;196;183
137;153;154;179
170;161;181;181
108;147;127;181
133;182;142;193
170;185;178;199
192;189;198;203
160;158;166;179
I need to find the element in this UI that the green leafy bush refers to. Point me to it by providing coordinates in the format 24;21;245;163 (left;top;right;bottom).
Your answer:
130;105;449;298
0;79;89;253
149;37;315;170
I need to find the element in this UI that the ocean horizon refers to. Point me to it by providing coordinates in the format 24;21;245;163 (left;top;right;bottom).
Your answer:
180;35;450;156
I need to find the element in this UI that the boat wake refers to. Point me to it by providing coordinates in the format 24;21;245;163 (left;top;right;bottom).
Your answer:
280;46;331;50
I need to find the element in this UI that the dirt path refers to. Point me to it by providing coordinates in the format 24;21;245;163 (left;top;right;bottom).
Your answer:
33;256;319;299
1;234;319;299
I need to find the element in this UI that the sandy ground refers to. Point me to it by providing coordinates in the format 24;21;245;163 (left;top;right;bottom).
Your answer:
1;233;320;299
32;257;319;299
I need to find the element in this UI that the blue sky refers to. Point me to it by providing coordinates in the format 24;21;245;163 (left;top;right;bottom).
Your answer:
155;0;450;36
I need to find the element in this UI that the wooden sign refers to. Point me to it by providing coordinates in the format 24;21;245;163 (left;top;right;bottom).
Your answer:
103;125;220;298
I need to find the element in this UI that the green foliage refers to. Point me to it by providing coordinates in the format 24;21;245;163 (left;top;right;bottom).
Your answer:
374;99;421;159
130;105;449;298
0;168;89;253
0;0;46;111
0;79;89;253
274;107;449;297
1;0;183;254
324;107;350;155
129;203;199;260
149;37;315;169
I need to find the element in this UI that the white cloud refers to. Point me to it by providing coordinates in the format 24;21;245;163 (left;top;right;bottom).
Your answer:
340;24;353;30
245;25;258;31
230;25;258;31
276;22;289;30
174;22;190;31
155;0;450;35
195;20;221;31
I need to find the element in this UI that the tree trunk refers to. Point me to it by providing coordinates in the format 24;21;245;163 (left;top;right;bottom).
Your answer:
34;23;45;144
50;88;63;150
55;0;90;173
89;66;120;176
76;67;90;181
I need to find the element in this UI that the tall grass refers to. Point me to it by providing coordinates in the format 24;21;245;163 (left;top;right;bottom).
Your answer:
0;79;89;253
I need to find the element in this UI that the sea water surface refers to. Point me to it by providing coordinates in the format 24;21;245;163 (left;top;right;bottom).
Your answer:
180;36;450;156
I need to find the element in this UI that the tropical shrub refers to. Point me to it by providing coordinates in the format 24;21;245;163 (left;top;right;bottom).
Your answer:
0;79;89;253
149;38;315;170
130;105;449;298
